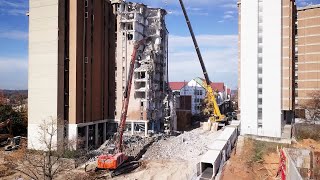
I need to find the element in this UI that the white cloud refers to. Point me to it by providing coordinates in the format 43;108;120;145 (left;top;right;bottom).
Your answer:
223;14;233;19
168;34;238;89
221;3;238;9
0;30;28;40
0;0;28;16
0;58;28;89
0;58;28;72
0;0;27;8
225;10;236;14
169;34;237;49
217;9;237;23
7;9;26;16
167;8;209;16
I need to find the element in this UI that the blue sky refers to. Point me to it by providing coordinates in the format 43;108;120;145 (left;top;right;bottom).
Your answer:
0;0;319;90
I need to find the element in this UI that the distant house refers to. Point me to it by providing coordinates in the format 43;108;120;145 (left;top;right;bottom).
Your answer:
169;78;230;115
169;82;187;95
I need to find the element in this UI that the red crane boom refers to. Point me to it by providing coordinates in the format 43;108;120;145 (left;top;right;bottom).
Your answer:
117;37;150;152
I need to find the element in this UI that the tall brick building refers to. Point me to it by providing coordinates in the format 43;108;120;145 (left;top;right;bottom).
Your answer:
28;0;115;150
295;5;320;112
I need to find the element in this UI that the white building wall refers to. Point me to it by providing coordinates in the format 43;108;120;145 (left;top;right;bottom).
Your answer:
240;0;259;136
28;0;60;150
262;0;282;137
240;0;282;138
180;80;206;115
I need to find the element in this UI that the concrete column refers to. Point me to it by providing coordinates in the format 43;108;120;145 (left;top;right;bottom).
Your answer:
95;123;99;148
68;124;78;150
131;122;134;135
85;126;89;150
145;122;148;137
103;122;107;142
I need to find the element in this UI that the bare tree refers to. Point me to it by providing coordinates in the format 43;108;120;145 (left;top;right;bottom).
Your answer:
300;90;320;123
8;117;72;180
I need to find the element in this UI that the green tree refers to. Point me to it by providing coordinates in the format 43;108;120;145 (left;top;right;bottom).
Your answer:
201;90;219;117
0;104;27;136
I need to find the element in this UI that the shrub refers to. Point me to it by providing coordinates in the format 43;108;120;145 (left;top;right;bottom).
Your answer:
293;123;320;141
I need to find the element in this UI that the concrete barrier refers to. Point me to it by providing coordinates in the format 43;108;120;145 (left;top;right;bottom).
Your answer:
208;139;231;160
216;127;237;148
198;125;240;179
199;150;222;179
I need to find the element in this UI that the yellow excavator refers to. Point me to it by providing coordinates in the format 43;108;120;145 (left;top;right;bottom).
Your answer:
178;0;228;125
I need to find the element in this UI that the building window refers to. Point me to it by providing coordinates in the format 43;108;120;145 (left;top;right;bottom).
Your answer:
127;33;133;40
195;90;203;96
257;0;263;128
127;23;133;30
258;108;262;119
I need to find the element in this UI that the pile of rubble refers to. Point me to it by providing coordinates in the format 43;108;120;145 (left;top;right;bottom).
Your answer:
122;135;155;158
143;128;221;162
87;135;156;160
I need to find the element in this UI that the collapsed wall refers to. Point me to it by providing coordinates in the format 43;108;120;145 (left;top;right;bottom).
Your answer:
112;0;175;134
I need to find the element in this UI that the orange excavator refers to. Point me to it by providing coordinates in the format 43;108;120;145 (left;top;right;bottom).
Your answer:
97;37;150;171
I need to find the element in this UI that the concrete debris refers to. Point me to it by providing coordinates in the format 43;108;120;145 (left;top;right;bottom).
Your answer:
122;135;155;158
143;128;221;163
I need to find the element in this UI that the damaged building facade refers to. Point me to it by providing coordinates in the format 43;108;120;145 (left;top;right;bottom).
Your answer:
111;1;174;135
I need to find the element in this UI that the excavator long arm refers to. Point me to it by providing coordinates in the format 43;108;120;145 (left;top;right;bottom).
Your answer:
178;0;224;121
117;38;150;152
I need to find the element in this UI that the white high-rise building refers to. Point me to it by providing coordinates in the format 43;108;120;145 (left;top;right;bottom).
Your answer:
239;0;295;137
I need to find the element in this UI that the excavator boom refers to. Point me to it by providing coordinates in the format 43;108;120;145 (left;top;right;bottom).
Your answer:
178;0;225;121
117;37;150;152
97;38;149;171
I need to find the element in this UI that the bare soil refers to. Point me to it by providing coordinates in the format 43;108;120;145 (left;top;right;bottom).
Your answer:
221;138;281;180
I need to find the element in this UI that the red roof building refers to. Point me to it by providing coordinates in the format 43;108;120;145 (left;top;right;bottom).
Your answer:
210;82;225;92
169;82;187;91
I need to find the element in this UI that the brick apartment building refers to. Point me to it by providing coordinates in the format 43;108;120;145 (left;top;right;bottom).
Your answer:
238;0;295;137
239;0;320;137
295;5;320;114
28;0;115;150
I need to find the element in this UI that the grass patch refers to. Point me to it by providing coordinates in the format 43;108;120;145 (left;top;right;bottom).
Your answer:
249;139;290;164
251;141;265;163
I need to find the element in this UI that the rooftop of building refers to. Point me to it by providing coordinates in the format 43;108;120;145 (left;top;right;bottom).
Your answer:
194;77;225;92
169;78;226;93
111;0;167;14
298;4;320;11
169;82;187;91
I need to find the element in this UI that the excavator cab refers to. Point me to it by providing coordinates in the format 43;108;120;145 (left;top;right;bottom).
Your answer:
97;153;128;170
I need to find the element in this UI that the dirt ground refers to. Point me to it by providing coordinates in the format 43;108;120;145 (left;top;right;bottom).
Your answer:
221;137;281;180
294;138;320;151
0;139;30;180
113;160;193;180
5;132;320;180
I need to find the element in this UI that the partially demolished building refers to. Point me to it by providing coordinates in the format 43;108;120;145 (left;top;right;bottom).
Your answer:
111;1;174;135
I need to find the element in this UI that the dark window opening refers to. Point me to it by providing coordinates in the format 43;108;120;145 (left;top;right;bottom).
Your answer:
127;34;133;40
